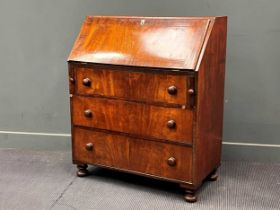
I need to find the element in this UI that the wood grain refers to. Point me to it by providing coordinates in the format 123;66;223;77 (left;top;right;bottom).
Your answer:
72;96;193;144
193;17;227;186
74;64;193;106
73;127;193;182
68;16;227;201
68;16;210;70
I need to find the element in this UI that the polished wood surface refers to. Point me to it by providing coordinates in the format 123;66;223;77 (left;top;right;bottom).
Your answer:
74;64;193;106
68;16;210;70
68;16;227;202
193;16;227;186
73;127;193;182
72;96;193;144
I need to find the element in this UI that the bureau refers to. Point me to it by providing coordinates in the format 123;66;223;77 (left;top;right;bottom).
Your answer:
68;16;227;202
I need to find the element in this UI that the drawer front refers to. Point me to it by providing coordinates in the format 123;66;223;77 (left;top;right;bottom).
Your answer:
74;65;193;105
72;96;193;144
73;127;193;182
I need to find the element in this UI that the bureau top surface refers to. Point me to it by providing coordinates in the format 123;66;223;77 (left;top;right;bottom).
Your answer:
68;16;214;70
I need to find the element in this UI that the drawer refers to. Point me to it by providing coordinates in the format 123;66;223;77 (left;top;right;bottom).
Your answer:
72;96;193;144
74;65;194;106
73;127;193;182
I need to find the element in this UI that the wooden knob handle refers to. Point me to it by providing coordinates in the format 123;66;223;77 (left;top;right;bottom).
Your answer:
69;77;75;83
85;143;93;151
167;157;176;166
167;120;176;129
84;109;92;118
167;86;177;95
82;78;91;86
188;89;195;95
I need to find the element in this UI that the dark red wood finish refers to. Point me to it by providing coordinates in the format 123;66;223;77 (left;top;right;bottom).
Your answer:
74;64;194;106
193;17;227;186
72;96;193;144
73;127;193;182
68;16;210;69
68;16;227;202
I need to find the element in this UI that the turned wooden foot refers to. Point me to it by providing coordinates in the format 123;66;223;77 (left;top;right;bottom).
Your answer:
208;169;218;181
184;189;197;203
76;164;89;177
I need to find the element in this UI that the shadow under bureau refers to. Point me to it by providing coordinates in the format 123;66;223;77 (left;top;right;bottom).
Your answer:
67;16;227;202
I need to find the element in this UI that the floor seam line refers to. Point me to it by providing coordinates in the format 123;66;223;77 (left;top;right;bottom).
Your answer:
49;175;77;210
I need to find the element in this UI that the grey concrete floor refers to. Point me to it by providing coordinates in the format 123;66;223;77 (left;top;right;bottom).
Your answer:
0;148;279;210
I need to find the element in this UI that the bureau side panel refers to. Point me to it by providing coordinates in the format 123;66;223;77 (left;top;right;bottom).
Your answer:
68;63;76;163
193;17;227;185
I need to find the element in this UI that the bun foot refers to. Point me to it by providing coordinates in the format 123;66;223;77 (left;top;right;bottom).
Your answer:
76;164;89;177
208;169;218;181
184;190;197;203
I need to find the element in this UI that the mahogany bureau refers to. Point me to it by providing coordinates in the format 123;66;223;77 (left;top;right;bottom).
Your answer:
68;16;227;202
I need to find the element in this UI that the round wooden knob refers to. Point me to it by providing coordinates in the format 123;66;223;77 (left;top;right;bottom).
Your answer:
188;89;195;95
69;77;75;83
84;109;92;118
167;86;177;95
167;120;176;129
82;78;91;86
85;143;93;151
167;157;176;166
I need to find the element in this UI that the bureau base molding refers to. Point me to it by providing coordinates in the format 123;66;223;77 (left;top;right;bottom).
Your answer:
73;161;194;186
73;162;219;203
